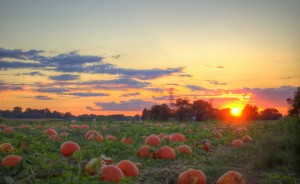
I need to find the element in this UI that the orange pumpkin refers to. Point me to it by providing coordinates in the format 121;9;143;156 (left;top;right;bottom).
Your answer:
101;165;125;182
243;135;252;142
214;133;223;139
106;135;117;141
1;155;22;167
116;160;139;177
177;145;192;155
145;134;161;147
121;137;133;145
137;145;151;158
3;127;15;134
178;169;206;184
170;133;186;142
85;130;99;139
156;146;176;159
44;128;58;136
88;133;103;142
80;124;89;129
60;141;80;156
232;139;243;148
0;143;14;154
216;171;246;184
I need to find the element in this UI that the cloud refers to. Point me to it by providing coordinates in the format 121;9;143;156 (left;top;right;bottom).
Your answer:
36;87;70;93
94;99;156;111
0;60;44;69
49;74;80;81
205;80;227;85
206;65;225;69
152;95;169;101
0;48;43;60
178;73;193;77
69;92;109;97
112;55;121;59
86;106;101;111
0;82;24;91
280;77;292;80
35;95;53;100
15;71;45;76
0;48;184;80
186;85;206;91
120;92;140;97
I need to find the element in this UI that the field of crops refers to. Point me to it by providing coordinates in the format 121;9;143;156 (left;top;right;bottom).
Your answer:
0;117;299;184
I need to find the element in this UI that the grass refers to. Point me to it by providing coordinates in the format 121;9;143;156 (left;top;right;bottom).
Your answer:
0;117;299;183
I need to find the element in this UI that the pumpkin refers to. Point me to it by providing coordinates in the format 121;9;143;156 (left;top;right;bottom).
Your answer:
80;124;89;129
203;140;211;151
101;165;125;182
214;133;223;139
178;169;206;184
116;160;139;177
137;145;151;158
3;127;15;134
85;130;99;139
1;155;22;167
44;128;58;136
216;171;246;184
170;133;186;142
60;132;68;137
88;133;103;142
156;146;176;159
232;139;243;148
0;143;14;154
106;135;117;141
243;135;252;142
121;137;133;145
60;141;80;156
177;145;192;155
145;134;161;147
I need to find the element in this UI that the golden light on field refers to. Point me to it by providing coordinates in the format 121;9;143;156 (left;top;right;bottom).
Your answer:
231;107;242;117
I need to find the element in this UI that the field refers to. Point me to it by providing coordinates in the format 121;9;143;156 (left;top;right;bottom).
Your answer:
0;117;299;184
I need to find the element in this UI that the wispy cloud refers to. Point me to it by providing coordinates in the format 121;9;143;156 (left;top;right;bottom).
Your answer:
35;95;53;100
49;74;80;81
94;99;156;111
69;92;109;97
205;80;227;85
206;65;225;69
120;92;140;97
186;85;206;91
17;71;44;76
0;48;184;80
36;87;70;93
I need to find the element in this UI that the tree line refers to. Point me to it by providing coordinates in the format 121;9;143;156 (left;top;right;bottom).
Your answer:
0;107;139;122
141;87;300;122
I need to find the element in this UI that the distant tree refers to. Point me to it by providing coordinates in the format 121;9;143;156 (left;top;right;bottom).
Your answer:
141;108;150;120
134;114;141;121
260;108;282;120
287;87;300;116
192;100;214;121
12;106;23;118
174;98;193;122
241;104;259;120
149;104;170;121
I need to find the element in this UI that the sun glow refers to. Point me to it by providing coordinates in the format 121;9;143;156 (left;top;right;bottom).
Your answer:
231;107;242;117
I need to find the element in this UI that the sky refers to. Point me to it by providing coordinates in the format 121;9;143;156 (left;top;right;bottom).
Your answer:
0;0;299;116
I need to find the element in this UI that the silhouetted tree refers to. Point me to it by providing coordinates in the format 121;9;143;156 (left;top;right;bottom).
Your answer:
149;104;170;121
287;87;300;116
141;108;150;120
260;108;282;120
192;100;214;121
241;104;259;120
174;98;193;122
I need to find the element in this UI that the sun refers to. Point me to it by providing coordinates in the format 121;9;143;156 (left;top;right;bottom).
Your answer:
231;107;242;117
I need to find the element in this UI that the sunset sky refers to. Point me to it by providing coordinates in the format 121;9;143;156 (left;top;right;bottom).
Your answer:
1;0;299;116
